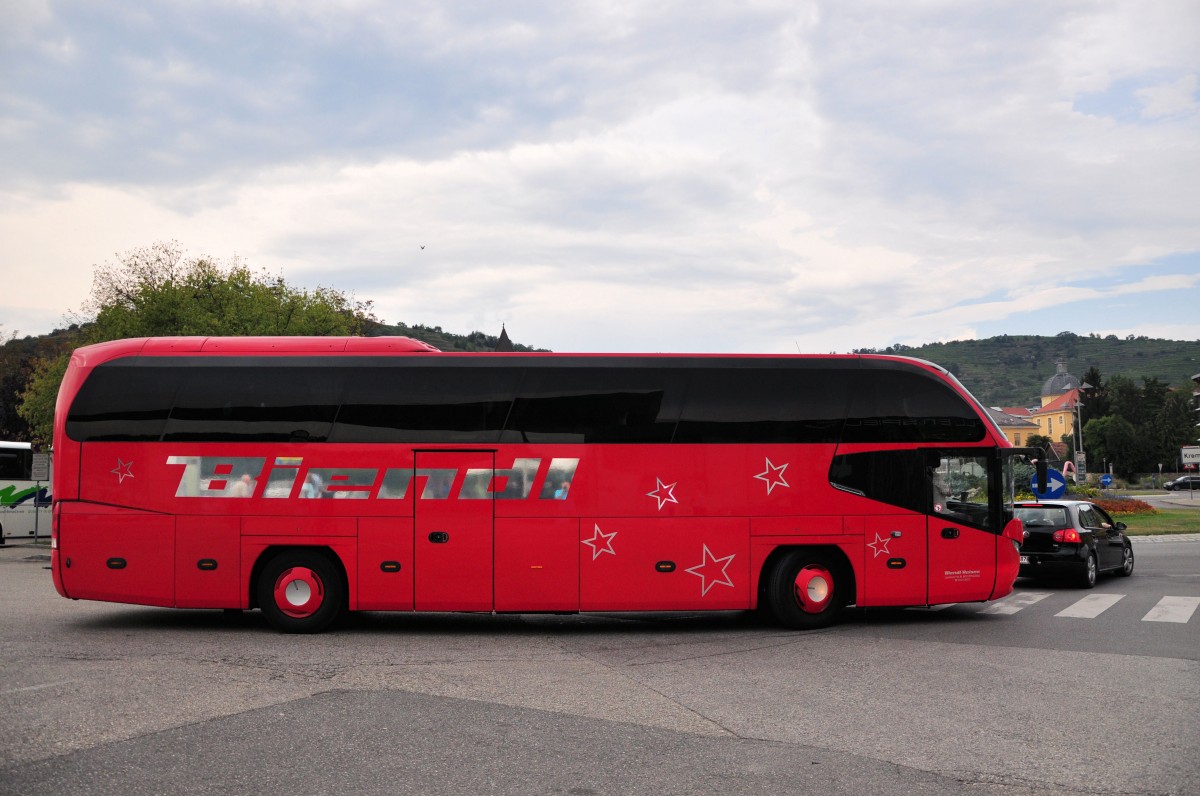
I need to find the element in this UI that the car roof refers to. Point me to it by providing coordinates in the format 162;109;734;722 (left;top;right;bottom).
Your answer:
1014;500;1093;509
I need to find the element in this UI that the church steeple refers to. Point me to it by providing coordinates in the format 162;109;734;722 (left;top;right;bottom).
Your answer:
494;324;513;352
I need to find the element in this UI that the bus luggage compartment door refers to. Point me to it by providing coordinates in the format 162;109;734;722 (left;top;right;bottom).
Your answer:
58;508;175;606
860;515;927;606
414;451;494;612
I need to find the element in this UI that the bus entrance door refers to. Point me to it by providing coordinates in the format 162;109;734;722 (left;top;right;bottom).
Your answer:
414;452;495;612
927;519;997;604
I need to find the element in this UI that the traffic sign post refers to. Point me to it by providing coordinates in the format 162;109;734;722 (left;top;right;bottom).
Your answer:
1030;468;1067;500
31;452;50;540
30;453;49;482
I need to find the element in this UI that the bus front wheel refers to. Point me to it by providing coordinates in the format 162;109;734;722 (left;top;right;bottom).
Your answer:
256;549;345;634
765;549;848;630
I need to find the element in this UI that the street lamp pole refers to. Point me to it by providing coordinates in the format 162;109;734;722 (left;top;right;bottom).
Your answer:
1074;382;1092;484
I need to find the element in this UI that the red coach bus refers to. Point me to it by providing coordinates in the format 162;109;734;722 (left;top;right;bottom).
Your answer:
50;336;1040;633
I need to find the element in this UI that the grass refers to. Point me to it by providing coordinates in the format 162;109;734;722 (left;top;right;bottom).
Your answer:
1119;509;1200;536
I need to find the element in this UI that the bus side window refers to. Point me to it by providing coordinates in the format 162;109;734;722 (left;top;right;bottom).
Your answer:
0;450;31;480
829;450;925;513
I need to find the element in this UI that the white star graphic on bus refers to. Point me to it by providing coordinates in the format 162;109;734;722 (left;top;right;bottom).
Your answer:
685;544;736;596
111;458;134;484
753;458;790;494
582;524;618;560
646;478;679;510
868;532;892;558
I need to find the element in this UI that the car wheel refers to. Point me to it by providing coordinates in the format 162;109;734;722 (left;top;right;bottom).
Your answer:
764;549;849;630
257;549;345;634
1118;544;1134;577
1078;551;1097;589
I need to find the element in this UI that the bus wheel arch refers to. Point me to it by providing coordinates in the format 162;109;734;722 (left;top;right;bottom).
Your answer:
760;546;855;630
252;546;348;634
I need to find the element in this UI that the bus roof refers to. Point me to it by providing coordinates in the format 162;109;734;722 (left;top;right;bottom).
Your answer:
70;337;955;371
69;336;441;367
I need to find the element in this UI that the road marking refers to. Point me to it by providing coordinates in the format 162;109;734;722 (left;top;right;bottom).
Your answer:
981;591;1051;615
1055;593;1124;618
0;680;78;696
1142;596;1200;623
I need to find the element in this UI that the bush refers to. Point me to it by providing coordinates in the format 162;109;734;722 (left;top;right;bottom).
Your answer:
1095;498;1157;516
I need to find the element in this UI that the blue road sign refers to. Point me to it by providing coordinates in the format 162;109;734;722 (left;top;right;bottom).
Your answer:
1031;468;1067;500
1100;473;1113;488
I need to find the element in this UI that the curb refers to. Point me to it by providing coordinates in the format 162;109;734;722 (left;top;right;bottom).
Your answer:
1129;533;1200;544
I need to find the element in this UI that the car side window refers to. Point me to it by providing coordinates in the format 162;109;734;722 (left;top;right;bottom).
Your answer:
1093;506;1117;531
1078;506;1099;530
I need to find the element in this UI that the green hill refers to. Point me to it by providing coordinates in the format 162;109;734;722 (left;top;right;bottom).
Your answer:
856;333;1199;407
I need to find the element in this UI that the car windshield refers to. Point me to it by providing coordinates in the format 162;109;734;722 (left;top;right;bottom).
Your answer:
1014;506;1069;529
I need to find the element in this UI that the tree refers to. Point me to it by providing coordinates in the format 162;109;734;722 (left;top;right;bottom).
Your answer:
1082;415;1139;478
1079;366;1107;423
83;242;378;339
0;327;78;442
17;242;380;444
16;355;68;447
1026;434;1054;456
1105;375;1144;427
1154;390;1197;464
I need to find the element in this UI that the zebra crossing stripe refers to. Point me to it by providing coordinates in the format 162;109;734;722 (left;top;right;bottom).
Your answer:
1055;593;1124;618
981;591;1051;615
1142;596;1200;623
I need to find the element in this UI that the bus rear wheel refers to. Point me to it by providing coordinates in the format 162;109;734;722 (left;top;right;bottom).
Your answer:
765;549;848;630
257;549;345;634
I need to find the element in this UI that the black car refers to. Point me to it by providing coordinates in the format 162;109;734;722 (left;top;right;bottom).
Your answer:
1163;475;1200;491
1013;500;1134;588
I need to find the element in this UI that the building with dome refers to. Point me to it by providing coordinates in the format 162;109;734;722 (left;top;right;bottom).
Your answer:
1040;360;1082;399
991;361;1083;454
1031;361;1083;444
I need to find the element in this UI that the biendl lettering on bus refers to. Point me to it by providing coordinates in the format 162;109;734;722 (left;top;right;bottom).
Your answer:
165;455;580;501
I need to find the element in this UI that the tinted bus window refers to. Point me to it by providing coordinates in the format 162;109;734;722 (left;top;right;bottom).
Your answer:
842;368;985;443
162;365;341;442
675;367;848;443
829;450;927;514
65;355;986;446
332;364;516;443
65;363;180;441
506;367;681;443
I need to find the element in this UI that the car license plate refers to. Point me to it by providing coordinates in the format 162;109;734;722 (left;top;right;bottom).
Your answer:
1019;555;1030;564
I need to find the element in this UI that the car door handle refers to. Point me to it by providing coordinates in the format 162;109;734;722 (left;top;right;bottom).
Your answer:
428;532;449;544
941;528;959;539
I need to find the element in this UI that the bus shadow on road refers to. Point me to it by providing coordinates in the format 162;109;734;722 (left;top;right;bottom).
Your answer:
849;604;1006;627
66;607;809;637
65;604;1002;636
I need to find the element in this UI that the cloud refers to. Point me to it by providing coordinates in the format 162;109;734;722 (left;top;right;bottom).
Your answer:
1136;74;1199;119
1;1;1198;355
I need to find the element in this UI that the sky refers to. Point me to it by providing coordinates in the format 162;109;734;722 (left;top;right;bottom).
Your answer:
2;1;1199;355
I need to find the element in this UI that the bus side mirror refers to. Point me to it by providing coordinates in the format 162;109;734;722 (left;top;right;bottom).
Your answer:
1036;457;1048;493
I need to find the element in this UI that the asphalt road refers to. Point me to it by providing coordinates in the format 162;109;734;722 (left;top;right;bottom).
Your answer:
1;538;1197;796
